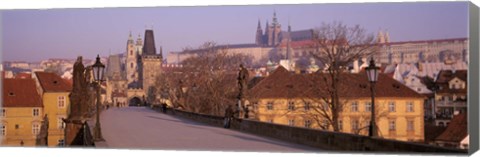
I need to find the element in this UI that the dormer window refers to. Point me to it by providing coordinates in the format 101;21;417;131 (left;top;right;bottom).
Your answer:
8;92;14;96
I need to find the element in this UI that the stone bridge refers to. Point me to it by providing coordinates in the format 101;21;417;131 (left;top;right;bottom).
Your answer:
93;106;468;154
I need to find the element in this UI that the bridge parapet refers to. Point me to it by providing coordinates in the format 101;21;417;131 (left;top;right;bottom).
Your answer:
151;106;467;154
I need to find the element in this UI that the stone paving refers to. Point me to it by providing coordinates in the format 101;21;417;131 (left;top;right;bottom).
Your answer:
99;107;321;152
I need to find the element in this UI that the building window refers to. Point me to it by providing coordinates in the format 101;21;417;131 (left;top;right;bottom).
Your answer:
407;120;414;131
351;119;359;133
32;123;40;135
288;101;295;111
58;117;65;129
365;102;371;112
304;102;311;111
304;120;311;128
406;102;414;112
388;102;396;112
266;102;274;110
389;119;396;131
130;50;133;56
1;109;5;117
351;101;358;112
1;125;5;136
130;63;134;68
267;119;274;123
58;96;65;108
58;139;65;147
33;109;40;117
288;119;295;126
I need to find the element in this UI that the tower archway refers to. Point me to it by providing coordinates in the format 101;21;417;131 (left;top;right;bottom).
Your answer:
129;97;142;107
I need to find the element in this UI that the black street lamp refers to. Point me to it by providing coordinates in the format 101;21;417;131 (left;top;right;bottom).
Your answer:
92;54;105;141
365;58;379;137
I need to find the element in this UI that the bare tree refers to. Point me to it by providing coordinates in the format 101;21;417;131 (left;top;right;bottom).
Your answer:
307;22;379;132
155;42;252;116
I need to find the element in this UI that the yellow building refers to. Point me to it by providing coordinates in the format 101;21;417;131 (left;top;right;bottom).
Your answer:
34;72;72;146
1;78;44;146
248;66;425;142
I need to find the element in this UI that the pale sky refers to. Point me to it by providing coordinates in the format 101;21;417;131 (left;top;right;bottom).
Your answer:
1;1;469;62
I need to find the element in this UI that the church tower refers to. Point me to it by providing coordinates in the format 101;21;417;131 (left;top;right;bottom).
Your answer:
255;20;264;46
126;31;138;85
271;11;282;46
263;11;282;46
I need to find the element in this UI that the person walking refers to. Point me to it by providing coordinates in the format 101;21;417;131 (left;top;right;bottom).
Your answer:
224;105;234;128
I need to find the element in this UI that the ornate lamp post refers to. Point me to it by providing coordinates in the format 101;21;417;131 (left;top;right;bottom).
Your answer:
365;58;379;137
92;55;105;141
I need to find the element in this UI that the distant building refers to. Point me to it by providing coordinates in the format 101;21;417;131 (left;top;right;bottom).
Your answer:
121;29;164;106
33;72;72;146
248;66;426;142
105;54;128;107
433;70;467;126
1;78;44;146
167;11;468;73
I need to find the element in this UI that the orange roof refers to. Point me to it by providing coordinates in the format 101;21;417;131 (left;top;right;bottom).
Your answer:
249;66;425;99
3;78;43;108
35;72;72;92
15;73;32;79
435;113;468;143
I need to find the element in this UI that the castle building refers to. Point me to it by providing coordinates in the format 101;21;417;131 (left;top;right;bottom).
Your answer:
168;12;468;72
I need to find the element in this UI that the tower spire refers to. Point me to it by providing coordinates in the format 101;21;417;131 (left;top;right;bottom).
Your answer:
272;10;278;25
257;19;261;29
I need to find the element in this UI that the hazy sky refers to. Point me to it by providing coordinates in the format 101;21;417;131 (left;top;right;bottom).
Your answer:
1;2;469;62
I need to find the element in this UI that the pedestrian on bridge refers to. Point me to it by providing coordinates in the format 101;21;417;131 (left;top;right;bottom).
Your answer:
224;105;234;128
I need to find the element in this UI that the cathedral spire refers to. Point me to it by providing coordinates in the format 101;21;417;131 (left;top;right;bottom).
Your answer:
256;19;264;45
272;10;279;25
257;19;262;29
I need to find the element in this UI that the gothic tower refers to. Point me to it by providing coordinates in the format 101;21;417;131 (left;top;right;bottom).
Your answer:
126;32;138;85
255;20;264;45
140;29;163;102
271;11;282;46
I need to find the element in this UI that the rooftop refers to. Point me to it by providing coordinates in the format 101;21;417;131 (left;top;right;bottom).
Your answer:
3;78;43;108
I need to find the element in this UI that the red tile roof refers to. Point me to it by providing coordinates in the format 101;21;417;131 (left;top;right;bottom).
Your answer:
435;113;468;143
15;73;32;79
249;66;425;99
35;72;72;92
3;78;43;108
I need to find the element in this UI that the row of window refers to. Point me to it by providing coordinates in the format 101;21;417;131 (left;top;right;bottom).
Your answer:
0;96;66;118
260;101;415;112
277;118;416;133
0;119;65;137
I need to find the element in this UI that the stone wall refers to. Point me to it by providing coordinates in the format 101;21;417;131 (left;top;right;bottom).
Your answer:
152;107;467;153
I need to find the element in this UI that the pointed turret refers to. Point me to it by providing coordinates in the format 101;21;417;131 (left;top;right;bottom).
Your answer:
256;19;264;45
127;31;134;45
272;10;279;25
143;29;156;56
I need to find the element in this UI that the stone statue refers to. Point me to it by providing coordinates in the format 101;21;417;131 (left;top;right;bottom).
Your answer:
69;56;88;119
237;64;249;99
